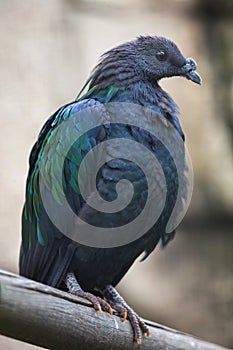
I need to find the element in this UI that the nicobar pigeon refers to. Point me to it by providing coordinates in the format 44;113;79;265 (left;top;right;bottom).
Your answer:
20;36;201;344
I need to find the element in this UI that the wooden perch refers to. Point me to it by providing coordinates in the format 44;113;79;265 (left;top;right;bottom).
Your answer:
0;269;229;350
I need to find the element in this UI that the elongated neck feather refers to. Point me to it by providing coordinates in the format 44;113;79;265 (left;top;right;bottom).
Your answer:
89;47;139;91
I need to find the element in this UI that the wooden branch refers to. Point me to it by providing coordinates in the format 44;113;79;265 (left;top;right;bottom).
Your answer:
0;269;229;350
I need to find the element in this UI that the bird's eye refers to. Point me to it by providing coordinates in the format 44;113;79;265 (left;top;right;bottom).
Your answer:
156;51;167;62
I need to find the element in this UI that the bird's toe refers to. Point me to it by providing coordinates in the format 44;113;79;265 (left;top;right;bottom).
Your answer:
96;296;113;315
126;307;150;344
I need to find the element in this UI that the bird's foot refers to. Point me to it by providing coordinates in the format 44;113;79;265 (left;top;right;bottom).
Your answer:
65;272;113;315
102;285;150;344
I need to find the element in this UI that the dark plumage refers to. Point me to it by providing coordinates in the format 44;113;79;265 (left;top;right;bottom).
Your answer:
20;36;201;343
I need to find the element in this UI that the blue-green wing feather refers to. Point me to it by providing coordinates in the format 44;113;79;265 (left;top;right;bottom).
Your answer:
20;97;106;285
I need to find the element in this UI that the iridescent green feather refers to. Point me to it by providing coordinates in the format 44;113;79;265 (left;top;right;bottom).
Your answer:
23;85;120;252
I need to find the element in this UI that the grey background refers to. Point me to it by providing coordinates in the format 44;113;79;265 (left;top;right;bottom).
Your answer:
0;0;232;349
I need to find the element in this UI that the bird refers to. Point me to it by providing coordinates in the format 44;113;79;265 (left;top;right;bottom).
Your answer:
19;36;201;344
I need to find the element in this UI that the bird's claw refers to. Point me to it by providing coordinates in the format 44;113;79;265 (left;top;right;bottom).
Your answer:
66;275;149;342
96;296;113;315
108;302;150;344
96;303;102;313
123;311;127;321
69;289;112;315
126;307;149;344
102;285;150;344
88;295;113;315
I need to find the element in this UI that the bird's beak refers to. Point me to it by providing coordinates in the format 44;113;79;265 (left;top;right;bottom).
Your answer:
181;57;202;85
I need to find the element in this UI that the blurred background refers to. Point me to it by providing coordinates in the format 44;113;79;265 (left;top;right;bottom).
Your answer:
0;0;232;349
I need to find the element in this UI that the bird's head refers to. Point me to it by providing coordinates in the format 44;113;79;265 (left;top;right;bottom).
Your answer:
87;35;201;93
134;36;202;85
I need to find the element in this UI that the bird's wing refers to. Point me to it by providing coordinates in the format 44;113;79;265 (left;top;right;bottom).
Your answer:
20;98;106;287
